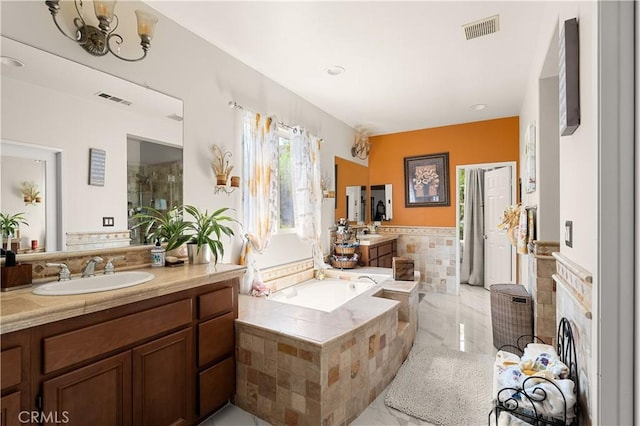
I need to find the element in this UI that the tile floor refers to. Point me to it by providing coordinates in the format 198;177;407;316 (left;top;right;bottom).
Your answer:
200;284;494;426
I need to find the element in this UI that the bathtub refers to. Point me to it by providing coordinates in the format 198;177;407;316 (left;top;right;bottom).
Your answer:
268;278;375;312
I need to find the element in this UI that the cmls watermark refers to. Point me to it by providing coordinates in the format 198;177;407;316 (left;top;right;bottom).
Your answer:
19;411;70;424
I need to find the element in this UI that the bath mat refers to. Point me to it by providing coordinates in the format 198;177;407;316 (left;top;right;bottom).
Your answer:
384;344;494;426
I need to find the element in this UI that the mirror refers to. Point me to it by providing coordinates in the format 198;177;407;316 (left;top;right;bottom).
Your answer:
1;36;183;252
370;184;393;221
334;156;368;224
346;185;366;224
127;138;183;245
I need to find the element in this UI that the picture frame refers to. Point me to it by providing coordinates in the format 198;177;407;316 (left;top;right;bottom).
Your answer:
404;152;450;207
88;148;106;187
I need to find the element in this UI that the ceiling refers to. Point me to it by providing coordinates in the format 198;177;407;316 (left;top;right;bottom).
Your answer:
147;1;550;136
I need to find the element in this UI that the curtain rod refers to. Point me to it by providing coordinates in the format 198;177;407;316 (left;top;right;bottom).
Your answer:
228;100;323;142
228;100;298;133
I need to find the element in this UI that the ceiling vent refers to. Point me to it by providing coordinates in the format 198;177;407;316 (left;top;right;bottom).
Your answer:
95;92;132;106
463;15;500;40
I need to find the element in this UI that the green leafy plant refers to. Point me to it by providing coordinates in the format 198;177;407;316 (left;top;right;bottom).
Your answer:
0;212;28;238
132;205;192;252
183;205;236;263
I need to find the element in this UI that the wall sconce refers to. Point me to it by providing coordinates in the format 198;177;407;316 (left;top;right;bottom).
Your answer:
211;144;239;195
45;0;158;62
351;133;371;160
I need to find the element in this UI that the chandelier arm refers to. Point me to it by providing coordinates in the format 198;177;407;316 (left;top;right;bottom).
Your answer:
74;0;86;24
50;14;80;42
110;14;120;34
106;33;148;62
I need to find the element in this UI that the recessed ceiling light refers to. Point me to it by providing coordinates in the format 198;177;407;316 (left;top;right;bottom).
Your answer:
326;65;345;76
1;56;24;67
470;103;486;111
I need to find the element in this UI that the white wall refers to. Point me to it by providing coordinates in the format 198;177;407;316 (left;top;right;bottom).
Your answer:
0;1;356;268
518;0;598;421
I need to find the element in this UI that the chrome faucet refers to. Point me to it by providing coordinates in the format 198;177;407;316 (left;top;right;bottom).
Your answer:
81;256;104;277
46;262;71;281
358;275;377;284
104;256;126;275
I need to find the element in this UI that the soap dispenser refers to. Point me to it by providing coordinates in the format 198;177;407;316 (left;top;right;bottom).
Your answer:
150;239;165;267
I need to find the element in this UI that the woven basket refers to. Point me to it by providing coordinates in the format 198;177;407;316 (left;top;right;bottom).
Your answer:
331;257;358;269
334;244;357;255
335;231;353;242
490;284;533;354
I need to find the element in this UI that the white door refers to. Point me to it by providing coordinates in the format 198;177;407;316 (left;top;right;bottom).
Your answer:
484;167;512;289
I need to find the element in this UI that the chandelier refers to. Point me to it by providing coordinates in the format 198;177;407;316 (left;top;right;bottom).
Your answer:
351;133;371;160
45;0;158;62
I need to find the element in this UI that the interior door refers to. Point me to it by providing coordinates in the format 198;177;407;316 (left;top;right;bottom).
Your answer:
484;167;512;289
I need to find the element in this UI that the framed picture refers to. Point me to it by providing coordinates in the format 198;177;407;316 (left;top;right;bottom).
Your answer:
404;152;450;207
88;148;106;186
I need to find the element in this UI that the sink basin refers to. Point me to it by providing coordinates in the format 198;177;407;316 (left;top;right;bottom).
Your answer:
33;271;155;296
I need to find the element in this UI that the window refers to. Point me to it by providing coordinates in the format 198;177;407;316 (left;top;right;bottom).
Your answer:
278;131;295;232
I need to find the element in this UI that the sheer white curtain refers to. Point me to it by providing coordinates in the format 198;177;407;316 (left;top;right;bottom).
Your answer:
290;127;328;270
240;111;279;294
460;168;485;286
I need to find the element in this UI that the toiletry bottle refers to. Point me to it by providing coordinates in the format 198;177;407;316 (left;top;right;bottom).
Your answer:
151;239;165;267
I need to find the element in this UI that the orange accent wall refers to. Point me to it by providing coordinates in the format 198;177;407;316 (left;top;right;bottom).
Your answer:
368;117;519;227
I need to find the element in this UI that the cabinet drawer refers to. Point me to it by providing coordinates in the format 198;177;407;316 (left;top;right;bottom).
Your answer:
369;246;378;259
44;299;192;374
198;312;234;368
1;347;22;390
378;242;392;257
198;286;233;320
199;356;234;417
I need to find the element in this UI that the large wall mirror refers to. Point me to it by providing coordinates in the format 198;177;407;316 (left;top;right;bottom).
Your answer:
1;36;183;253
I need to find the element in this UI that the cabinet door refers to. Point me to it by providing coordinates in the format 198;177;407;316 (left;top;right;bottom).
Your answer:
42;352;132;426
379;253;393;268
1;392;21;426
133;328;192;426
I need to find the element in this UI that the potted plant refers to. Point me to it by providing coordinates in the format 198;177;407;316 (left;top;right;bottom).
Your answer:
132;205;192;254
183;205;236;264
0;211;29;252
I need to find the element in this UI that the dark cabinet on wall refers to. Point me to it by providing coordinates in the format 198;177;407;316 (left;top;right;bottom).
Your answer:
0;278;238;426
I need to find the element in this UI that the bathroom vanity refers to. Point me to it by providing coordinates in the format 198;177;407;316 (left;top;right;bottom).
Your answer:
358;235;398;267
0;264;245;426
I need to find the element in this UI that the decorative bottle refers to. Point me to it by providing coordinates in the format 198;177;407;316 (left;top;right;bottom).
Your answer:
151;239;165;267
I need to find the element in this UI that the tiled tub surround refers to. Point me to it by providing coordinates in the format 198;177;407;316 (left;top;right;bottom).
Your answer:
235;272;419;425
376;226;457;294
552;252;592;426
528;241;560;344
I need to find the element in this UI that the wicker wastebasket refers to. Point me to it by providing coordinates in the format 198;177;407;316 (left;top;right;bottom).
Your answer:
490;284;533;353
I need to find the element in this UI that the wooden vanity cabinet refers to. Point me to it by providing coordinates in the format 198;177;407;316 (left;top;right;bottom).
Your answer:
359;239;397;267
13;277;239;426
1;330;30;426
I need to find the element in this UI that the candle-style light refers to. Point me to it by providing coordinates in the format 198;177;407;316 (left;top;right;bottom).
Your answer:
45;0;158;62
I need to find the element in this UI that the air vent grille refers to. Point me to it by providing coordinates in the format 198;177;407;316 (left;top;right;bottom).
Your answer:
463;14;500;40
95;92;132;106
